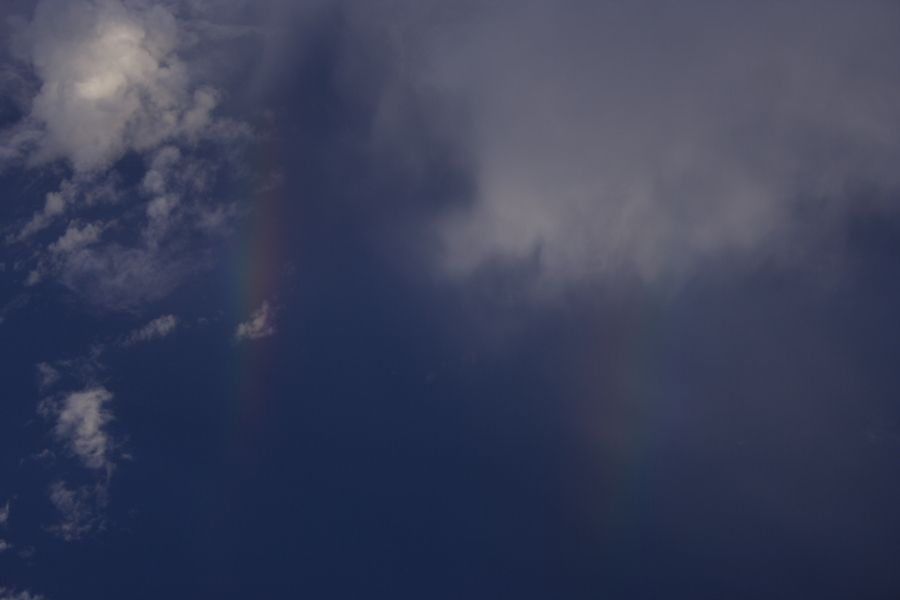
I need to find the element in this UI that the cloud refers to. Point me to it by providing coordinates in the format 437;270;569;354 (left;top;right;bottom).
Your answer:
7;0;220;173
0;589;44;600
0;500;8;526
15;186;71;241
124;314;178;345
47;480;106;541
52;387;113;471
328;1;900;289
48;221;104;255
36;362;60;390
2;0;251;310
235;301;275;341
57;243;200;309
8;175;120;244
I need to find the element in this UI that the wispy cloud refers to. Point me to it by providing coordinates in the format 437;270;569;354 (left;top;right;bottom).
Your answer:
4;0;220;172
0;588;44;600
51;387;114;471
0;498;9;551
47;480;106;542
36;362;60;390
124;314;178;346
235;301;275;341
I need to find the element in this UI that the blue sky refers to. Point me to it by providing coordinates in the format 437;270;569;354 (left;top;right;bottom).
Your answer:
2;1;900;598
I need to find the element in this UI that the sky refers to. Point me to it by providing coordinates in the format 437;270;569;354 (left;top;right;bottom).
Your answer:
2;1;900;598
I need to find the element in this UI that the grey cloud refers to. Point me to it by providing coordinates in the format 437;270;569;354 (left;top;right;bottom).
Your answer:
326;1;900;288
48;221;104;255
9;175;120;243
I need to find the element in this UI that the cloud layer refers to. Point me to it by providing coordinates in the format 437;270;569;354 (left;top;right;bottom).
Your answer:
330;1;900;287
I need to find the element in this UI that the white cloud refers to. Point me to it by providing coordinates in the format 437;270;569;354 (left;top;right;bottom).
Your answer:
48;221;104;255
141;145;182;196
47;480;106;541
8;175;121;245
125;314;178;345
15;186;70;240
12;0;220;173
0;588;44;600
0;540;11;552
53;387;113;471
0;500;9;526
36;362;60;390
235;301;275;341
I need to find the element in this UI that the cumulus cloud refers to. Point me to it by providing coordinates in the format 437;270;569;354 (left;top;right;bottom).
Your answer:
0;540;10;552
0;500;9;526
235;301;275;341
52;387;113;471
333;1;900;288
6;0;219;172
9;175;120;244
125;314;178;345
58;243;199;309
1;0;250;310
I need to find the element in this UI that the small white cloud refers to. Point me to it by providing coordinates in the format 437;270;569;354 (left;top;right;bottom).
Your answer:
48;481;105;541
49;221;103;255
0;501;9;526
235;301;276;341
0;540;12;553
53;387;113;471
15;187;71;241
36;362;60;390
124;314;178;345
0;588;44;600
